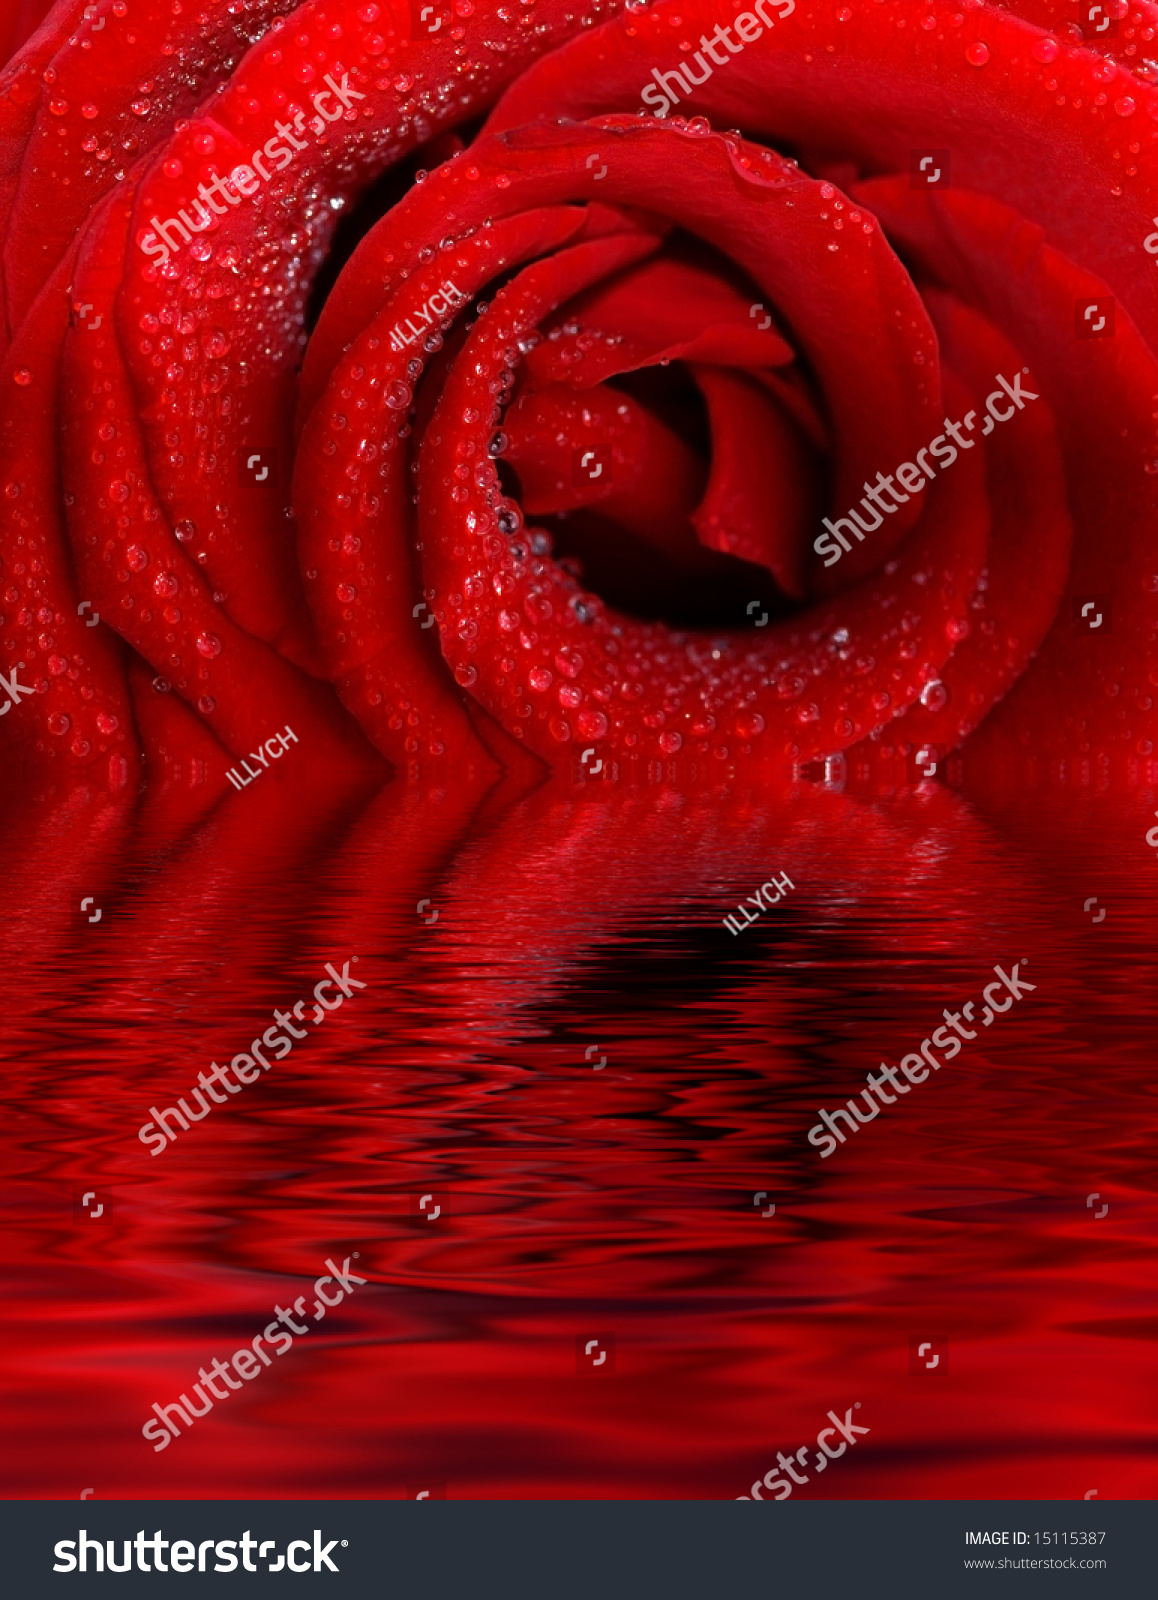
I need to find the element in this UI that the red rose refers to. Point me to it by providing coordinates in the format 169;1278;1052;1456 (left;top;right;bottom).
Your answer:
1;0;1154;789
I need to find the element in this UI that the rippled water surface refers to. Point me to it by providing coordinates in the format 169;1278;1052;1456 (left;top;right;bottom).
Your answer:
1;771;1154;1499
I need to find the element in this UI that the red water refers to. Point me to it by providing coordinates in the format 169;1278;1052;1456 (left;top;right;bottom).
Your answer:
0;768;1154;1499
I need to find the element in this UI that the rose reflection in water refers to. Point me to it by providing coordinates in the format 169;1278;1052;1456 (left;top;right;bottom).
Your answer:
0;766;1152;1499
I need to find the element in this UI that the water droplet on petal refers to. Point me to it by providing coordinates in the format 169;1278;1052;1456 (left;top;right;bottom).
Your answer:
1031;36;1059;63
919;679;949;711
195;632;222;658
578;710;609;739
200;328;231;359
966;41;990;66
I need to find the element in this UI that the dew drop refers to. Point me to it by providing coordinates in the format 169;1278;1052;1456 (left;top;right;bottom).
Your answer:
919;679;949;711
152;572;178;597
200;328;231;358
578;710;609;739
965;41;990;65
1031;36;1059;63
125;544;148;570
47;712;70;735
336;582;357;602
13;368;32;386
195;632;222;658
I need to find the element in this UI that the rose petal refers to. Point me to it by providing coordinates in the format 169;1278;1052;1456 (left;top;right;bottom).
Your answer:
690;364;820;600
